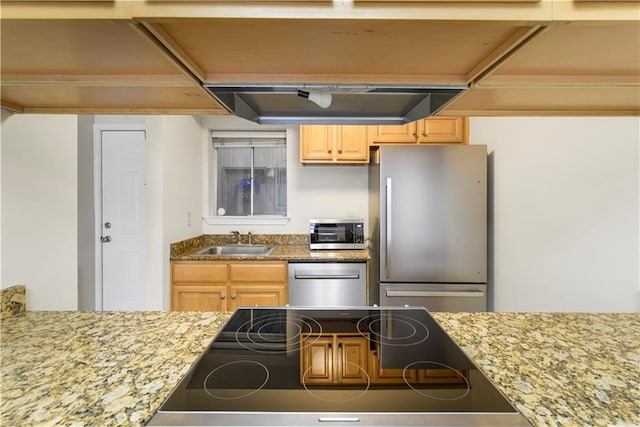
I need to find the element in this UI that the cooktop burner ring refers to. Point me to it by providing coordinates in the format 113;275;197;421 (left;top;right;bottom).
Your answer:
357;313;430;347
233;312;323;353
402;361;471;401
203;360;270;400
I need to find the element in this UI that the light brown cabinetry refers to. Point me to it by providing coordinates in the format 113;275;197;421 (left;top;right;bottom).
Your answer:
300;333;369;385
416;367;468;385
300;125;369;164
228;262;287;308
300;333;468;385
171;261;228;311
171;261;287;311
367;116;467;145
368;351;416;384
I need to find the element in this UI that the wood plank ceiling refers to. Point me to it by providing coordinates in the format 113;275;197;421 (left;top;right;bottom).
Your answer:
1;0;638;117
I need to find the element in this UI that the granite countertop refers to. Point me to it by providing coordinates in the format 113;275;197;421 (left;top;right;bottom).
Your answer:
1;311;639;426
174;244;371;262
170;234;370;262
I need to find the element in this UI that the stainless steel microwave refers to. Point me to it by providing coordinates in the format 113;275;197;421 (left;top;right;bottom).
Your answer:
309;219;365;250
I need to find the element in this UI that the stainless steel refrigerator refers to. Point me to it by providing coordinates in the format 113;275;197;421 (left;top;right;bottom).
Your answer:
369;144;487;311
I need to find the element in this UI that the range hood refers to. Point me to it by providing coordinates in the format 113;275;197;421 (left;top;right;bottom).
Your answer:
203;83;468;125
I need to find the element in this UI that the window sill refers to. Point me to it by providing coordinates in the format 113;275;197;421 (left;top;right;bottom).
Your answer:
203;216;291;226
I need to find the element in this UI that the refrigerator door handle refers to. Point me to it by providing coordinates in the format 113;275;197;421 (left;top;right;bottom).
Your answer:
386;290;485;298
385;177;392;279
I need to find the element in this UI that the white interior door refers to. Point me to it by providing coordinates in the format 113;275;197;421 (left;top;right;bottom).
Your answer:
100;129;146;311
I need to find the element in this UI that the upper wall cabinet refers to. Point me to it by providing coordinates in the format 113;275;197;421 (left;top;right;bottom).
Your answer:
300;125;370;164
368;117;468;145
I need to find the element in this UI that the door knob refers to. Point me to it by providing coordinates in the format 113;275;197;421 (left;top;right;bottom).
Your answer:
100;236;111;243
104;222;112;229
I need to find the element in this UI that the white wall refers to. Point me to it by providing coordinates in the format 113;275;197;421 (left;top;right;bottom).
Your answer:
77;115;95;310
144;116;203;310
0;110;6;287
6;114;204;312
200;116;369;235
471;117;639;312
1;114;78;310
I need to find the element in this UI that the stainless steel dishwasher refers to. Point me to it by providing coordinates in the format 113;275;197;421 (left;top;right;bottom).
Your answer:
288;262;367;307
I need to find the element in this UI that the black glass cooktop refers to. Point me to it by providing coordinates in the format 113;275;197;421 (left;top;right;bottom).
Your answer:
149;307;531;426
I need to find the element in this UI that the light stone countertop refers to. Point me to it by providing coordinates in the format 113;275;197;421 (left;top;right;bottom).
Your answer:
172;244;371;262
1;311;638;426
169;234;370;262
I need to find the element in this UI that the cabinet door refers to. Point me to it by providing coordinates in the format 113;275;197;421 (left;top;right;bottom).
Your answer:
367;123;418;144
417;117;466;143
335;125;369;162
171;262;229;312
171;284;228;311
300;334;370;385
228;262;287;308
300;125;334;161
336;336;369;384
228;284;286;310
300;335;334;384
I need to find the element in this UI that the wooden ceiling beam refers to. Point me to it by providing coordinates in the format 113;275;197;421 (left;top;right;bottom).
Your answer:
475;75;640;87
466;25;549;84
1;74;195;87
438;109;640;116
11;107;228;115
198;73;470;85
0;1;132;19
0;100;25;114
139;21;208;82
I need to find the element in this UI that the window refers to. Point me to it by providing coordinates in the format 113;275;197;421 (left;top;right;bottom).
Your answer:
211;130;287;218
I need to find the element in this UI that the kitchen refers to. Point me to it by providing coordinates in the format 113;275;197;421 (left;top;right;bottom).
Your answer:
2;112;638;425
3;113;637;313
1;0;640;426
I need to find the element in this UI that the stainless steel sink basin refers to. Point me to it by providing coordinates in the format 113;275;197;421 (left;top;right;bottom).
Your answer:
196;244;275;256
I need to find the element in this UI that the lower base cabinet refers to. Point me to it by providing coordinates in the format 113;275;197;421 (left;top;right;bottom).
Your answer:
300;333;369;385
172;284;228;312
171;260;287;311
300;333;467;385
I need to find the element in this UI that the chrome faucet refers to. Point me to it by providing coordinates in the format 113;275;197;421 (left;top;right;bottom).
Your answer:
230;230;241;244
247;231;253;245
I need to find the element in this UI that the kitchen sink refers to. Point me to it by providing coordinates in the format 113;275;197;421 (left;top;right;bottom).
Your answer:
196;244;275;256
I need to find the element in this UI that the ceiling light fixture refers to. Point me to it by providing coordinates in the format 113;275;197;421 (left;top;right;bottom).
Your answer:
297;90;332;109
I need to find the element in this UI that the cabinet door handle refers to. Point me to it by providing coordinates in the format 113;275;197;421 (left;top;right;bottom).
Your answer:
220;294;225;300
328;146;332;153
231;294;236;300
